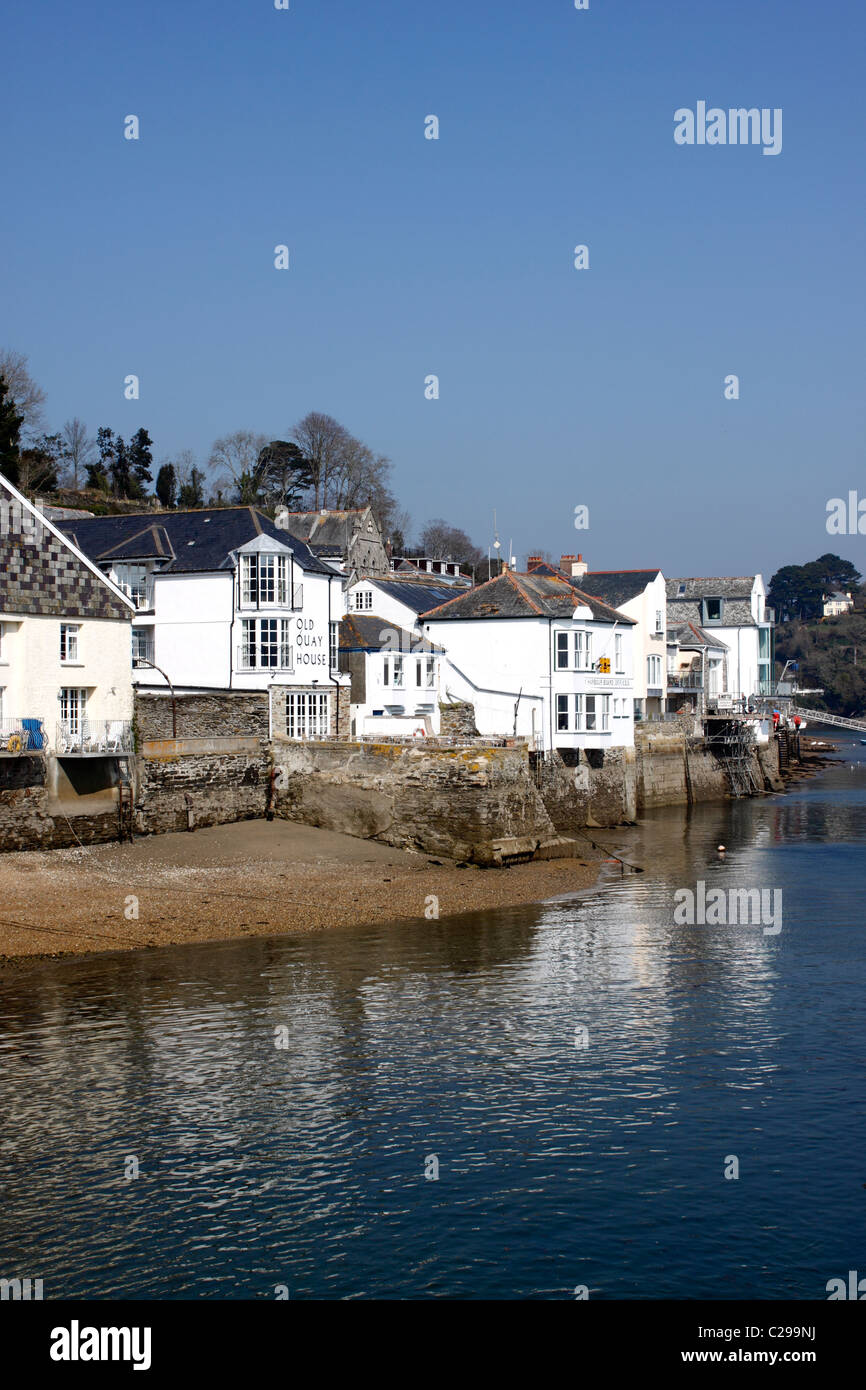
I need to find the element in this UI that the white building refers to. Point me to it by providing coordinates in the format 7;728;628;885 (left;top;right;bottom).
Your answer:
532;556;668;719
823;591;854;617
666;575;774;703
339;613;444;737
0;473;134;757
59;507;350;736
420;569;636;752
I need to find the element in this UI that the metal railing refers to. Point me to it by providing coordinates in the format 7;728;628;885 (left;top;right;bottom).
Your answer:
237;584;303;611
56;720;134;755
236;647;294;673
0;718;47;753
667;672;703;690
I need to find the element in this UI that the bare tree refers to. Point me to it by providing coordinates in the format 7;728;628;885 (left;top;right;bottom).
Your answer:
207;430;268;500
0;349;46;439
419;518;483;567
290;412;348;510
60;418;96;490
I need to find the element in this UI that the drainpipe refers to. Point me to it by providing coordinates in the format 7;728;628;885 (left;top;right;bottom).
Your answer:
328;574;340;739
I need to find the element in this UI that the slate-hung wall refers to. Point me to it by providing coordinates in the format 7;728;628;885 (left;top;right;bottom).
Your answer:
0;519;130;622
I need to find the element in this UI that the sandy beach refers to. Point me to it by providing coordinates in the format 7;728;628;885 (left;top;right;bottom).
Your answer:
0;819;605;968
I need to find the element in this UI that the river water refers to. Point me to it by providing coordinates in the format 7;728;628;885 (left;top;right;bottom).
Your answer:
1;737;864;1300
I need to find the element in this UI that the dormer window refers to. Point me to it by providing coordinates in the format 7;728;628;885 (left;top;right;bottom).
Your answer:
240;553;289;606
677;583;686;597
702;598;723;624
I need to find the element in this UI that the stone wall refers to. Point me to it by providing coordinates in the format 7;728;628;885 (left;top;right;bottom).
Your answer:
272;739;556;863
134;744;270;836
135;691;269;742
439;700;479;738
0;755;125;851
633;721;782;810
537;747;638;830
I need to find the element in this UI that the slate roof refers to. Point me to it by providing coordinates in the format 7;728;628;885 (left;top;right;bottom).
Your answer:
670;621;729;651
421;571;634;623
531;562;661;608
666;576;756;601
361;577;459;614
277;508;377;549
339;614;443;653
57;507;333;575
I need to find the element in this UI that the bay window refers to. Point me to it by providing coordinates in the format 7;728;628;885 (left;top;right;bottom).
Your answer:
240;618;292;669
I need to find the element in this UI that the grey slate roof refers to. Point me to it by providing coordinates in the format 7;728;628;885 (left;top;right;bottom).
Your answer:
666;577;756;601
339;614;443;653
277;509;376;549
422;570;634;623
363;577;459;614
57;507;333;575
531;563;661;608
670;621;729;651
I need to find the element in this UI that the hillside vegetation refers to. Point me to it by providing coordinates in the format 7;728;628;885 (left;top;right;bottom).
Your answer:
775;608;866;717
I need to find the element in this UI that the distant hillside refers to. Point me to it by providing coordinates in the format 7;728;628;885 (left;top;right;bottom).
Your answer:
775;608;866;717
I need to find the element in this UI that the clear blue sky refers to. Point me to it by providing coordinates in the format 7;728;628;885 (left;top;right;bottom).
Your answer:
3;0;864;579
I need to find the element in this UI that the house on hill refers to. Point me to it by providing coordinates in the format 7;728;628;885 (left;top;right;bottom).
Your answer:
420;569;636;752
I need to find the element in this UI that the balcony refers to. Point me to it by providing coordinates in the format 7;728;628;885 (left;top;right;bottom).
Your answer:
237;583;303;612
667;672;703;690
236;647;294;674
0;718;47;754
56;720;133;755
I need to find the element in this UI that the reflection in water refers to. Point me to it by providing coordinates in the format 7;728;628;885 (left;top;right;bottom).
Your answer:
1;741;865;1299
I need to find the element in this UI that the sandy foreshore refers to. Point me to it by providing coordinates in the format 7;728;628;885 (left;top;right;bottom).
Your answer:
0;820;605;969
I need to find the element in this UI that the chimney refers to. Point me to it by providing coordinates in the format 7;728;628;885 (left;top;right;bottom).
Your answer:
571;553;588;579
560;554;575;573
527;555;544;572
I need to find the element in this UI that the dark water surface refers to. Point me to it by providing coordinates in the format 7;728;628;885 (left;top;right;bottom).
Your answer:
1;737;865;1299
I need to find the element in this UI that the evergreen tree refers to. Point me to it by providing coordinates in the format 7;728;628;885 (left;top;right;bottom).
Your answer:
129;427;154;494
178;467;205;508
110;436;134;497
155;462;178;509
0;373;24;485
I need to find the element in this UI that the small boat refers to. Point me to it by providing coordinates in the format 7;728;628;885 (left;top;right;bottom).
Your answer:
860;738;866;746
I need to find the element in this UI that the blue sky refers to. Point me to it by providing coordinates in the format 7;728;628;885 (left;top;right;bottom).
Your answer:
3;0;864;579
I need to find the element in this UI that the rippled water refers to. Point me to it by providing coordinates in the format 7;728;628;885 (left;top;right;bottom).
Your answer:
1;738;865;1299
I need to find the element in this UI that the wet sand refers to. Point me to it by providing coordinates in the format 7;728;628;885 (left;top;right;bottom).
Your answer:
0;820;605;969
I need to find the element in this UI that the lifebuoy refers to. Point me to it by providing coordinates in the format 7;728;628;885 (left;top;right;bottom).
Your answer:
412;727;426;739
6;733;23;754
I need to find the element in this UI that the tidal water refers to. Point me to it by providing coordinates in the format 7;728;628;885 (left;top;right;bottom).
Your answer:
1;736;865;1300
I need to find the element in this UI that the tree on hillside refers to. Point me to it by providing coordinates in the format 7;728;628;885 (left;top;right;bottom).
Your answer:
110;436;133;498
290;412;348;511
0;349;45;440
18;432;63;492
0;374;24;485
60;418;96;490
769;555;863;622
207;431;268;503
256;440;314;510
128;427;154;495
178;466;206;509
155;462;178;509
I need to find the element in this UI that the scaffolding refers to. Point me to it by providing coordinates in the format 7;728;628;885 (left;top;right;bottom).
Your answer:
705;717;763;797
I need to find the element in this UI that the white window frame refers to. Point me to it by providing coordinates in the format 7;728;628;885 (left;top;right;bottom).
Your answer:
59;687;86;734
354;590;373;611
241;618;292;669
615;633;623;673
329;621;339;672
60;624;80;663
115;563;150;610
285;690;330;740
240;554;289;607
